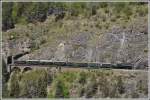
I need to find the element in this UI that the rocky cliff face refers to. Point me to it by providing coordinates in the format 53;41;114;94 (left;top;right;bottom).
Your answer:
17;17;148;69
2;3;148;69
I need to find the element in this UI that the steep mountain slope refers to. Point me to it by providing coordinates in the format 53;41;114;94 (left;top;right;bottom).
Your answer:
2;2;148;98
2;3;148;69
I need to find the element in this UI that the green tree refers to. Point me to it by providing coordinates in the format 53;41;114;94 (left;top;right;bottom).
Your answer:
8;71;20;98
55;80;69;98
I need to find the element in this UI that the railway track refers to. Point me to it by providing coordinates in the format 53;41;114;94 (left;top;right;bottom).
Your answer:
12;60;134;69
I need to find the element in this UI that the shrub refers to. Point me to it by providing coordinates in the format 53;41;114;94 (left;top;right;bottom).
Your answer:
78;72;87;85
9;32;18;40
137;5;148;17
136;80;148;95
7;71;20;98
30;40;40;51
85;78;98;98
116;76;125;94
54;80;69;98
19;69;48;98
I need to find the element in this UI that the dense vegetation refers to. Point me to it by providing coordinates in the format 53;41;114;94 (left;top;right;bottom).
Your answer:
3;68;148;98
2;2;147;31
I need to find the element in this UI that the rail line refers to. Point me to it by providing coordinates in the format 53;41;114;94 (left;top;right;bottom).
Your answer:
12;60;133;69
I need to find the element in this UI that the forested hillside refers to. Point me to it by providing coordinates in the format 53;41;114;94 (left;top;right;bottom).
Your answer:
2;2;147;31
